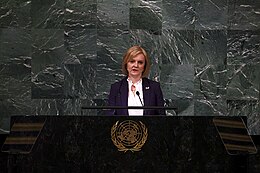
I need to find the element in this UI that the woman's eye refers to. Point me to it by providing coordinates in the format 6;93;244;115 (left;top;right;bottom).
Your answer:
130;60;135;63
138;61;143;64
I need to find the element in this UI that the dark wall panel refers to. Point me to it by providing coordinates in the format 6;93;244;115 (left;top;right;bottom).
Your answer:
0;0;259;137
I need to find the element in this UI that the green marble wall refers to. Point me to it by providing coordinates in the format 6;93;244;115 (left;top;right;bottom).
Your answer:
0;0;260;135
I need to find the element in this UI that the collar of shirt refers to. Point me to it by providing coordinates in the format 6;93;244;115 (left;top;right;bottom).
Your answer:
127;78;143;116
127;78;142;93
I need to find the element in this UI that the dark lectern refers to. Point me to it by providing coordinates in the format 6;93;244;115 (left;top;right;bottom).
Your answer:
1;114;259;173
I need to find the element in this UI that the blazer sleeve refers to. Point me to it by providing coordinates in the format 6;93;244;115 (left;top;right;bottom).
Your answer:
155;82;166;115
107;83;117;115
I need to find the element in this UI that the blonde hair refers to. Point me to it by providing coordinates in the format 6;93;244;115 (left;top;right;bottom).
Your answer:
122;45;150;77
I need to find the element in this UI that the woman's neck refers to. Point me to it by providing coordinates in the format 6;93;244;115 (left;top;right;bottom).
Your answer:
128;76;142;84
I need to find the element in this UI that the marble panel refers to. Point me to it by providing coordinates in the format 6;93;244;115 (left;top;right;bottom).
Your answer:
194;98;227;116
64;99;97;116
0;96;32;116
0;62;31;100
64;63;97;100
0;28;32;132
130;0;162;34
165;98;194;116
227;30;260;65
0;28;31;63
97;0;129;29
162;0;195;30
31;99;65;115
31;29;66;99
194;65;227;100
227;100;260;135
195;0;228;30
31;98;95;116
64;28;97;63
0;116;10;134
226;64;260;100
228;0;260;30
65;1;97;29
160;64;194;100
130;29;162;80
31;0;64;29
0;0;31;28
0;0;260;137
0;28;31;98
96;29;130;98
161;29;194;65
89;98;109;115
194;30;227;67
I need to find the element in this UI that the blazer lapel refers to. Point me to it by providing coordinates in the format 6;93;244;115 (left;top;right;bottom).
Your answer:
142;78;150;107
120;77;128;115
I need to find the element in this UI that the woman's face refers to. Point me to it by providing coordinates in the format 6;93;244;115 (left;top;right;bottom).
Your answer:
127;53;145;79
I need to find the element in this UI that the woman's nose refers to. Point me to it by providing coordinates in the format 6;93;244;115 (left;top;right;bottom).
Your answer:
134;61;138;67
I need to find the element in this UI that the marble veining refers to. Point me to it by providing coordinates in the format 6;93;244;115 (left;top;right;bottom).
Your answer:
0;0;259;137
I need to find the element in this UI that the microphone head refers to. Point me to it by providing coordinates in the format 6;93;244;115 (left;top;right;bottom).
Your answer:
136;91;140;96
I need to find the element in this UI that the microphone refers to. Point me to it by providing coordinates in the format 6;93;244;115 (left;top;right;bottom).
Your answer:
136;91;143;106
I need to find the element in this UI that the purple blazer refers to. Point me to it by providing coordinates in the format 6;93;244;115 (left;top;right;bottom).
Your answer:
107;77;166;116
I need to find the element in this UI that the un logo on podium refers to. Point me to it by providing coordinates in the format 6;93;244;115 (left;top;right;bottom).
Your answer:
111;120;148;152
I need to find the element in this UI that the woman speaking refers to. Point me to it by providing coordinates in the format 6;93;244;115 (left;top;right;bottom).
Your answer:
107;45;165;116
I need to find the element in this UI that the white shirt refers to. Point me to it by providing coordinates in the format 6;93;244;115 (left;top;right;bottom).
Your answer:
127;78;144;116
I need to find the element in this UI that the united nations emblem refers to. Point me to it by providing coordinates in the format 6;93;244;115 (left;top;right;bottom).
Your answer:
111;120;148;152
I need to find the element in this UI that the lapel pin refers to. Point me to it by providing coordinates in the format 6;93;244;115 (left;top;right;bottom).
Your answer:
145;87;149;90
